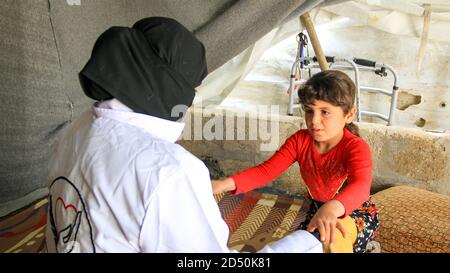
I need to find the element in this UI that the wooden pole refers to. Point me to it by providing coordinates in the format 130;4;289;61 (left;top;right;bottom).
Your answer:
416;4;431;75
300;12;328;71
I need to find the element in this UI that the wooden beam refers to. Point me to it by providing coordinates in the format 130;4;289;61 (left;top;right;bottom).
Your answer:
417;4;431;75
300;12;329;71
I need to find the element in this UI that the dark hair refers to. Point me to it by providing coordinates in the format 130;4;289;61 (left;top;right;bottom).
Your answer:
298;70;360;137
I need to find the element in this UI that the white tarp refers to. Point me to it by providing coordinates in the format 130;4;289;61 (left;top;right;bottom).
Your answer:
196;0;450;107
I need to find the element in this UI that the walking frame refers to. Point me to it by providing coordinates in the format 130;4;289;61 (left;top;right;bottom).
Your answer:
287;56;399;126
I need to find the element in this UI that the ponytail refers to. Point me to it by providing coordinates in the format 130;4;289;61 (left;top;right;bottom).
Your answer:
345;122;360;137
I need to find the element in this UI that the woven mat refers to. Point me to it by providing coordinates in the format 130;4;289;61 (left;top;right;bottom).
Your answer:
215;191;308;252
0;191;307;253
8;187;448;253
372;186;450;253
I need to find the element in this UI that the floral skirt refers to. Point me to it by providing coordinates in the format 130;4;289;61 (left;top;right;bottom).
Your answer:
297;194;380;253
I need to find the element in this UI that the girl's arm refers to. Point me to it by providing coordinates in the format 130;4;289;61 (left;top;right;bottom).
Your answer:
212;177;236;194
333;139;372;216
212;131;302;195
307;199;347;245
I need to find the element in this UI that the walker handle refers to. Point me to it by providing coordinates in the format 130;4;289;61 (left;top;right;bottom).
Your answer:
313;56;335;63
353;58;376;67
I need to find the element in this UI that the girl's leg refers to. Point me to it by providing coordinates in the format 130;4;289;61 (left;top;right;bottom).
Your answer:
351;200;380;253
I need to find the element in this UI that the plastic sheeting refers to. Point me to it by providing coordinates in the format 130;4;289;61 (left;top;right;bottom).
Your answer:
195;0;450;112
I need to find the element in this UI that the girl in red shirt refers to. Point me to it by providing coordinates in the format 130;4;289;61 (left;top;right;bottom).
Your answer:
212;70;379;253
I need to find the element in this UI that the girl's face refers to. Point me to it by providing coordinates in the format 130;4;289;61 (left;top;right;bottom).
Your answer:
304;99;355;146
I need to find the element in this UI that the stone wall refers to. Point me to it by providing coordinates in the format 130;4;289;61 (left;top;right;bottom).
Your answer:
178;107;450;196
315;25;450;132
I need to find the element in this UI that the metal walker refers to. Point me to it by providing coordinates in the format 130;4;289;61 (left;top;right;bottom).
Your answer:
287;56;399;126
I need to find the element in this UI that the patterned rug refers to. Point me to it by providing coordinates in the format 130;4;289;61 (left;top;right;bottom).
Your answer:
0;198;48;253
6;187;447;253
215;191;308;252
371;186;450;253
0;191;307;253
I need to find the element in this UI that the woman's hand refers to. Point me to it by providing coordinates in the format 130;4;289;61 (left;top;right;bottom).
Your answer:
307;200;347;245
211;177;236;194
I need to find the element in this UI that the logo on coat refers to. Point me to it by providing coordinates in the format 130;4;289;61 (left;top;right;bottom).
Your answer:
48;177;95;253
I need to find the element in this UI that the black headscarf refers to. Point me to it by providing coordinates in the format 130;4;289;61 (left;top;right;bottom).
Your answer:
79;17;208;121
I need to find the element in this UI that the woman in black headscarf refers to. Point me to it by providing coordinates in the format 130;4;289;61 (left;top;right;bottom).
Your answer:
79;17;208;120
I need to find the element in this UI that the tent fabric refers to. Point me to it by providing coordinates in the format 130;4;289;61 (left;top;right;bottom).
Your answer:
319;0;450;43
0;0;70;216
0;0;323;216
197;0;450;106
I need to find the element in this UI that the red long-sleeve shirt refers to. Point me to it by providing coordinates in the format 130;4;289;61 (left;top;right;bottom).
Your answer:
231;129;372;216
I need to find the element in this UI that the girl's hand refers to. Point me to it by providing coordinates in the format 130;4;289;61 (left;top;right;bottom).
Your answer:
211;177;236;195
307;200;347;245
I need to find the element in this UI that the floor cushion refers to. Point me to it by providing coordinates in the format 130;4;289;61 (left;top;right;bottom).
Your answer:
371;186;450;253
